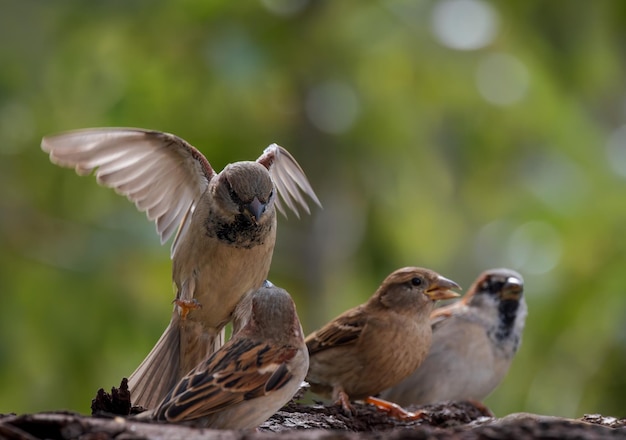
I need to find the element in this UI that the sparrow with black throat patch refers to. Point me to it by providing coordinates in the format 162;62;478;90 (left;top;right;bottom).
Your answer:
41;128;320;409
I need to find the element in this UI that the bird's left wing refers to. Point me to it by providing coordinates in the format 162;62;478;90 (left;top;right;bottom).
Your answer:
256;144;321;218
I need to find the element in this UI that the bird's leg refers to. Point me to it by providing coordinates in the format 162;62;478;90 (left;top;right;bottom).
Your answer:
333;389;354;416
364;396;425;421
173;298;203;320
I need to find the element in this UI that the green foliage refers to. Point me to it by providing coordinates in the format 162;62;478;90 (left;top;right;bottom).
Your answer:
1;0;625;418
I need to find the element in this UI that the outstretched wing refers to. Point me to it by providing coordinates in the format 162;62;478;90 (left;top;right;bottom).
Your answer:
41;128;214;256
257;144;321;218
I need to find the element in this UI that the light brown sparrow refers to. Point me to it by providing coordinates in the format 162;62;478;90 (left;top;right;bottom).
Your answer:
141;281;309;429
41;128;319;409
304;267;460;416
380;268;526;406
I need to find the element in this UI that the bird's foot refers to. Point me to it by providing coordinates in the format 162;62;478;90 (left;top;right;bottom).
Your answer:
334;390;355;416
173;298;203;320
364;396;425;421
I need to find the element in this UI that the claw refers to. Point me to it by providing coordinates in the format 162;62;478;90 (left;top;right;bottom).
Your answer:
333;390;355;416
173;298;202;320
364;396;425;421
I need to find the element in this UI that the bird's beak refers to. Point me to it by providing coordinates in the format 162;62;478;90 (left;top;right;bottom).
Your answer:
500;276;524;300
425;276;461;301
245;196;266;222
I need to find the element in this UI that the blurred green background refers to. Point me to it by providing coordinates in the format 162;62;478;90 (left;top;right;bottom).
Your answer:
1;0;625;419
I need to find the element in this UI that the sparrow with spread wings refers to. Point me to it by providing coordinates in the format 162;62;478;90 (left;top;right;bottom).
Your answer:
41;128;320;409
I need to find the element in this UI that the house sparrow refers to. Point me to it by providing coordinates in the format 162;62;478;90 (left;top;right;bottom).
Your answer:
380;268;527;406
140;281;309;429
41;128;319;409
304;267;460;416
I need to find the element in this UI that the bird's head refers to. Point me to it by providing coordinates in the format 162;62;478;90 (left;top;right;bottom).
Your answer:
249;283;302;342
465;268;527;342
374;267;461;314
216;162;275;223
467;268;524;305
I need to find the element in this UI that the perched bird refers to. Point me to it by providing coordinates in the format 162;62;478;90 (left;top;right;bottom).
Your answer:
380;268;527;406
143;281;309;429
305;267;460;416
41;128;319;409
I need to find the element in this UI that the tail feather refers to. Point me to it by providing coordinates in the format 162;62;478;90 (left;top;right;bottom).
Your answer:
176;320;225;378
129;315;228;410
128;317;181;410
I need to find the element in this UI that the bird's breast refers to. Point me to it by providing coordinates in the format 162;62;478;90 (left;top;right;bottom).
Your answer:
171;210;277;330
362;316;432;375
206;212;275;249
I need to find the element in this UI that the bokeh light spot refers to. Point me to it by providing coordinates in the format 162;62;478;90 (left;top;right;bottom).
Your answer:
475;52;530;106
521;151;590;213
473;219;514;269
507;221;562;275
205;27;264;84
305;81;360;135
431;0;499;50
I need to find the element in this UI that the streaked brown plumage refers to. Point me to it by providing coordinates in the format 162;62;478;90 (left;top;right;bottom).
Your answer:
381;268;526;406
305;267;460;413
41;128;319;409
145;281;308;429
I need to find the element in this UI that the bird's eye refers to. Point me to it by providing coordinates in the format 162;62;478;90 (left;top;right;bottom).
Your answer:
227;185;244;206
410;277;422;287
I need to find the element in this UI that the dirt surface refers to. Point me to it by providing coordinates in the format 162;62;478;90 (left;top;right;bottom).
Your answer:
260;399;492;432
0;380;623;439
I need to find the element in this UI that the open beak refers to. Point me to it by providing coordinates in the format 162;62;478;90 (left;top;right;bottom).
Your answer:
500;276;523;300
245;196;266;223
424;275;461;301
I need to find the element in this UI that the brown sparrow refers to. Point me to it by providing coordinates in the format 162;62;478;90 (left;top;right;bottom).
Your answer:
380;268;527;406
41;128;319;409
304;267;460;416
141;281;309;429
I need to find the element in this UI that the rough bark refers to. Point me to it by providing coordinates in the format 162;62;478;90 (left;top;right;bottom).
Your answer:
1;409;624;440
1;380;623;439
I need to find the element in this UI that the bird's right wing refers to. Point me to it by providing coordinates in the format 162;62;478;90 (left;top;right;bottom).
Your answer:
305;307;366;355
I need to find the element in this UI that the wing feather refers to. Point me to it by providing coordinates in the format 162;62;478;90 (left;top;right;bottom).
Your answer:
257;143;321;218
41;128;214;250
305;306;366;355
430;301;466;330
155;338;297;422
